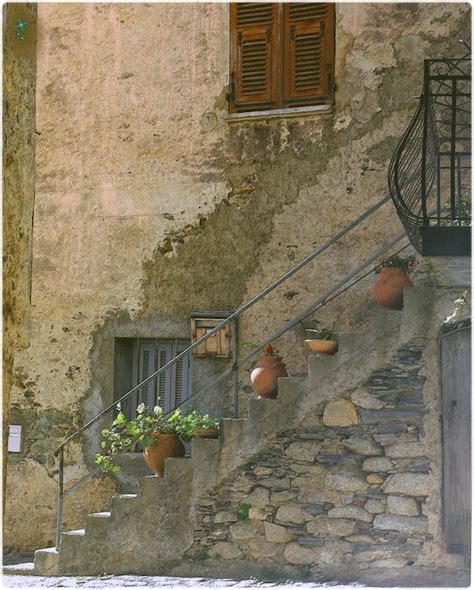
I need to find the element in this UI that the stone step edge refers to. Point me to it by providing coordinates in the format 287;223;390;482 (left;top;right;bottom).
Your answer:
3;562;36;576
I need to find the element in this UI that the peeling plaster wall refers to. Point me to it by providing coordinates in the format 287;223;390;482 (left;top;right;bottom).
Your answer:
5;2;470;550
3;2;37;516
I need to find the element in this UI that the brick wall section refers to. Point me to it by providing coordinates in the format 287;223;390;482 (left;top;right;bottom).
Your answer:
191;338;432;570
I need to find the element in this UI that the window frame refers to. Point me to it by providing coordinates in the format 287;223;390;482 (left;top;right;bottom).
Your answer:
229;2;335;115
115;337;193;421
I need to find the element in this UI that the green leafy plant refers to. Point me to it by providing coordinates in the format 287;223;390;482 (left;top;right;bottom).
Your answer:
236;503;251;522
175;409;220;439
95;404;182;474
374;254;418;274
305;325;338;341
439;194;471;227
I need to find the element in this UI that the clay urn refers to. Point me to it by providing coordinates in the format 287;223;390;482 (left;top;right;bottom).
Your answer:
250;345;288;399
373;267;413;310
143;433;185;476
305;339;338;355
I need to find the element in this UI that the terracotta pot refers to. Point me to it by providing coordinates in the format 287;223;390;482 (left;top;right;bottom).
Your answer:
373;267;413;310
195;427;219;439
305;339;338;355
143;433;185;476
250;356;288;399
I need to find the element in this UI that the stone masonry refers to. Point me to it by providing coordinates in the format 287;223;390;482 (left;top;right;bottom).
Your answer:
190;340;432;573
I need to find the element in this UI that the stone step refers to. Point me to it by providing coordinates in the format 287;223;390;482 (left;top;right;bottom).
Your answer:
3;562;35;576
110;493;138;518
86;512;111;537
400;286;436;341
163;456;193;485
307;353;340;380
34;547;59;576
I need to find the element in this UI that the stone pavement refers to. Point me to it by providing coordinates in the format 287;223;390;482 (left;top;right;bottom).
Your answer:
2;573;358;589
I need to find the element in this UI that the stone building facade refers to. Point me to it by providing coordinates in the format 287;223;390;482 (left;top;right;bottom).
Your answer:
4;4;470;580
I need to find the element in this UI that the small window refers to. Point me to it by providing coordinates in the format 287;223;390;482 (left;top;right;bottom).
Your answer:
229;2;335;113
114;338;192;420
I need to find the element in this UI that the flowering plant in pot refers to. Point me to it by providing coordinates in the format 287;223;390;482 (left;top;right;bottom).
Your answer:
305;325;338;355
175;409;220;439
95;404;185;477
373;254;417;310
248;343;288;399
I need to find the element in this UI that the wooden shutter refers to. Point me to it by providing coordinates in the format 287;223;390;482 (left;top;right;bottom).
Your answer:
157;340;192;412
283;3;335;107
230;3;279;112
157;341;173;412
137;340;157;409
175;340;192;408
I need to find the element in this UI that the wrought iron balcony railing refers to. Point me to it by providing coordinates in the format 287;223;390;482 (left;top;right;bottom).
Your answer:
389;43;471;256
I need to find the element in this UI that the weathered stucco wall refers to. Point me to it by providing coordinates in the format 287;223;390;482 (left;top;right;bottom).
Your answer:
3;2;37;515
5;2;470;550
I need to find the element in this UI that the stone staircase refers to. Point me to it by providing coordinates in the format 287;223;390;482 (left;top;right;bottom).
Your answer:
32;286;451;579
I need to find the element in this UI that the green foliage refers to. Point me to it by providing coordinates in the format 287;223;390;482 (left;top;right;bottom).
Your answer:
305;325;338;341
374;254;417;274
95;404;181;474
95;405;222;474
175;409;220;439
236;503;251;522
440;194;471;227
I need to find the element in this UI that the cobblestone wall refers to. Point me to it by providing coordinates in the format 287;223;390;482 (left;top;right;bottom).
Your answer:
191;339;433;572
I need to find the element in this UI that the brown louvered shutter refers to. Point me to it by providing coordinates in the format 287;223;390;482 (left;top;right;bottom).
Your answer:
282;3;335;107
230;3;279;112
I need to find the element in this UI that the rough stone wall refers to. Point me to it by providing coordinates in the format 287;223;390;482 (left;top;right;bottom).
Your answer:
5;2;470;550
190;339;435;574
3;2;37;513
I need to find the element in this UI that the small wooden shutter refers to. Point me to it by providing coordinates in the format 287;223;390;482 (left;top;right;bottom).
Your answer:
283;3;334;107
230;3;279;112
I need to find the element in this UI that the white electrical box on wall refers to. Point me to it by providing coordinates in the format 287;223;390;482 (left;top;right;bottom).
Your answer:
8;425;22;453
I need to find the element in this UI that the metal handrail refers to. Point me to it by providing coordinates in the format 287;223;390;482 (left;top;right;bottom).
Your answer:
53;195;397;549
54;195;390;456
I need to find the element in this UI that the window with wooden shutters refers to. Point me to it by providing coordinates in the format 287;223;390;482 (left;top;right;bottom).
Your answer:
114;338;192;421
230;3;335;113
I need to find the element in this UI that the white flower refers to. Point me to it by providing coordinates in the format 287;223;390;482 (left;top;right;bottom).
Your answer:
154;405;163;415
136;403;146;414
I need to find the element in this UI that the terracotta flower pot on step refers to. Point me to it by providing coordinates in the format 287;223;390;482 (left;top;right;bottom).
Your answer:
305;339;338;355
195;427;219;439
250;356;288;399
373;267;413;310
143;433;185;476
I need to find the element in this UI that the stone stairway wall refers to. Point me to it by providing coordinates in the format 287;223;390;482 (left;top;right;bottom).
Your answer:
188;338;432;577
33;286;463;581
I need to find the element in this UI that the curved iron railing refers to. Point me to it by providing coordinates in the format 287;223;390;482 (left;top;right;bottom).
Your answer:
389;44;471;253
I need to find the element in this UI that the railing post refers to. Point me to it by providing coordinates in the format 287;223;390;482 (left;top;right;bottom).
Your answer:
421;58;430;224
231;318;239;418
55;449;64;551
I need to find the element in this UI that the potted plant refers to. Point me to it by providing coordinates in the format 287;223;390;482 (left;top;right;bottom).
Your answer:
249;343;288;399
96;404;185;477
373;254;417;310
175;409;220;439
305;325;338;355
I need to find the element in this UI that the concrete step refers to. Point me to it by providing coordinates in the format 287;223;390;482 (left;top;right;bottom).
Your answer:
86;512;111;537
3;562;35;576
34;547;59;576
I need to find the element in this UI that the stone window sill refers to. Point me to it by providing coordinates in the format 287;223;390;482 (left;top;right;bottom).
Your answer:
226;104;334;123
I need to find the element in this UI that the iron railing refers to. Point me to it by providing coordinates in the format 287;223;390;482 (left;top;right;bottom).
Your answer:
389;43;471;253
53;194;416;549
